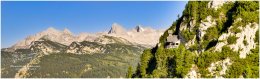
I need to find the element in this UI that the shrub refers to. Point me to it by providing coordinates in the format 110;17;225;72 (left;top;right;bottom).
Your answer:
126;66;133;78
227;35;238;44
140;49;153;77
243;39;248;46
255;30;259;43
230;26;242;34
181;30;196;41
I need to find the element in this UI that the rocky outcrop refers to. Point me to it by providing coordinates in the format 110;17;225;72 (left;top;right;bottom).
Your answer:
135;25;144;32
215;23;259;58
199;16;216;40
208;0;231;10
207;58;232;77
66;41;104;54
108;23;127;35
29;39;66;55
185;64;200;78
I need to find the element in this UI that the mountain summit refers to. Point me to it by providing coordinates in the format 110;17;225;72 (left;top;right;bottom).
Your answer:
108;23;127;34
63;28;73;35
135;25;144;32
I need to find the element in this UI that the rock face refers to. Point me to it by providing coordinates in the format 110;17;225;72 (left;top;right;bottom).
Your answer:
108;23;126;34
108;24;164;47
135;25;144;32
207;58;232;77
199;16;216;40
207;0;232;10
215;23;259;58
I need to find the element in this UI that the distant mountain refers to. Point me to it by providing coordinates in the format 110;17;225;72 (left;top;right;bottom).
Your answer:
135;25;144;32
108;23;127;34
1;23;164;78
107;23;164;47
12;27;76;49
9;23;164;50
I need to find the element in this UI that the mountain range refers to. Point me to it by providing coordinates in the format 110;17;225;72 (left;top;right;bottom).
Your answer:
1;23;164;78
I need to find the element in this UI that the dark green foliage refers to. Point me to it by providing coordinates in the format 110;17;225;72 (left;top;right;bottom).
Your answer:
204;27;219;41
126;66;133;78
140;49;153;77
227;35;238;44
25;51;141;78
183;1;198;20
230;26;242;34
133;1;259;78
197;1;212;21
196;45;240;78
188;43;199;52
235;1;259;24
243;39;248;46
220;46;239;60
1;51;37;78
203;27;219;49
225;60;244;78
134;44;196;78
216;65;222;71
170;45;196;77
131;64;141;78
197;51;220;69
255;30;259;43
181;30;196;41
226;45;259;78
159;30;170;46
2;37;145;78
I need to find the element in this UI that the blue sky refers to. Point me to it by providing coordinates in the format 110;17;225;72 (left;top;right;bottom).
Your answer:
2;1;187;48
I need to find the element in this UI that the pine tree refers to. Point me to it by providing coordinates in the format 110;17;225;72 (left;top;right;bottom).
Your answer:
126;66;133;78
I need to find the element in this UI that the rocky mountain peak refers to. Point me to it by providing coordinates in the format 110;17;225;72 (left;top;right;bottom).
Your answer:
135;25;144;32
45;27;60;33
63;28;73;35
108;23;126;34
40;27;62;36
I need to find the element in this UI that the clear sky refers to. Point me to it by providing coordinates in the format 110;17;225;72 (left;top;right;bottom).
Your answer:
2;1;187;48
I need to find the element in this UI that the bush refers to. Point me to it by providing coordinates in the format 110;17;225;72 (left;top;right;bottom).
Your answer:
140;49;154;77
243;39;248;46
204;27;219;41
255;30;259;43
227;35;238;44
181;30;196;41
126;66;133;78
235;1;259;24
230;26;242;34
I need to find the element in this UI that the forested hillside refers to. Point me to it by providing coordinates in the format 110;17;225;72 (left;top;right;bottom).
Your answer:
128;1;259;78
2;36;145;78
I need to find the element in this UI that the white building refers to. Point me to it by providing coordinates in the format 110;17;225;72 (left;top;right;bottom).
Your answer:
165;30;180;48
